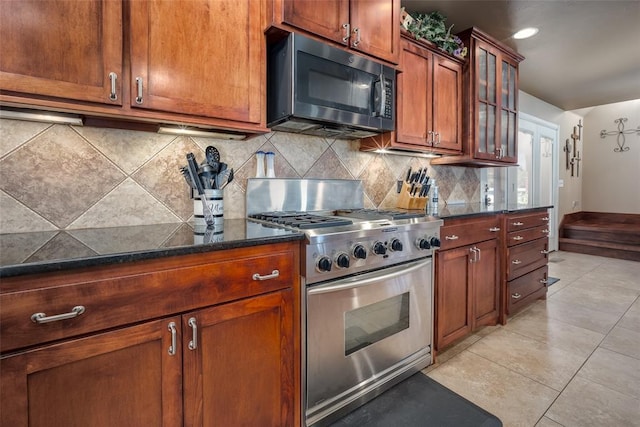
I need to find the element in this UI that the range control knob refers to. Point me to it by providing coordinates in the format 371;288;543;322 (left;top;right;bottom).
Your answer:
353;244;367;260
429;236;441;248
335;253;350;269
389;238;403;252
316;256;332;272
373;241;387;256
416;238;431;250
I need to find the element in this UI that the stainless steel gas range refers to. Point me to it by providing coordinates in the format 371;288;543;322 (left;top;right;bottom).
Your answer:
246;179;442;427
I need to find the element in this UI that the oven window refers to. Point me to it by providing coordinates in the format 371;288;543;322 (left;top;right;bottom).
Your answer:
344;292;410;356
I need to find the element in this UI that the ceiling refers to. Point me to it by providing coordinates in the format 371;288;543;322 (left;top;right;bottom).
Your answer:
401;0;640;111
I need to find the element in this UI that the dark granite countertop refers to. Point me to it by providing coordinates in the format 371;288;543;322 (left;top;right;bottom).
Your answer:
426;202;553;220
0;220;304;278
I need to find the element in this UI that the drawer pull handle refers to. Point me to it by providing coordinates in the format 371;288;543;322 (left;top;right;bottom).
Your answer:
252;269;280;281
540;279;549;284
513;236;524;241
512;221;524;226
108;72;118;101
168;322;177;356
512;259;522;265
512;293;522;300
135;77;144;104
542;229;550;234
541;217;549;221
540;250;550;254
445;235;459;240
188;317;197;350
489;227;501;232
31;305;85;324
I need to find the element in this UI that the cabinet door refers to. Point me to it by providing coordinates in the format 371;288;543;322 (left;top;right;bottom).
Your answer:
471;239;500;327
432;55;462;152
350;0;400;63
499;58;519;162
183;290;295;427
0;317;182;427
129;0;264;124
396;41;431;146
0;0;123;105
282;0;349;45
435;247;473;350
473;43;500;161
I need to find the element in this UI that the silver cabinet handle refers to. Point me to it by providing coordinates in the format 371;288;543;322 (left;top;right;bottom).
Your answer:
513;236;524;241
489;227;501;232
135;77;144;104
252;269;280;281
540;249;550;254
434;132;441;146
540;279;549;284
168;321;177;356
427;130;435;145
342;23;350;43
511;292;522;300
469;247;477;263
188;317;197;350
476;247;481;261
31;305;85;324
541;217;549;221
445;235;459;240
109;72;118;101
512;259;522;265
512;221;524;226
542;229;550;234
351;27;360;47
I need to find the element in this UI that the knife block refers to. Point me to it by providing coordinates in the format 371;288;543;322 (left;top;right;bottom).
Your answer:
397;182;428;210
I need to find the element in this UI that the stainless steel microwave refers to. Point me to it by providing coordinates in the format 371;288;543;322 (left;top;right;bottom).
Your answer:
267;33;395;139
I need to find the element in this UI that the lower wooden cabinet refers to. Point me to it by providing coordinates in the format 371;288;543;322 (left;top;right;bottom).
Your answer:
435;221;500;351
0;241;301;427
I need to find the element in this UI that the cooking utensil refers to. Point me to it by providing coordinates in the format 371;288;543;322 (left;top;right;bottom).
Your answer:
205;146;220;164
180;166;196;189
187;153;214;226
220;168;234;190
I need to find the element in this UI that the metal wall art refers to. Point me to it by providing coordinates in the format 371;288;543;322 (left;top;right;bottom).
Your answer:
564;120;582;177
600;117;639;153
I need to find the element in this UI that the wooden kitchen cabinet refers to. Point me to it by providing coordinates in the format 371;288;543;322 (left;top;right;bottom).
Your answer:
435;216;501;351
0;0;123;106
503;209;550;315
395;35;462;153
431;27;524;167
0;242;300;427
273;0;401;64
0;0;268;134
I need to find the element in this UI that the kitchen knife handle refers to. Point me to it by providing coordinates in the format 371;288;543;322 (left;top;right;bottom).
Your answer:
109;72;118;101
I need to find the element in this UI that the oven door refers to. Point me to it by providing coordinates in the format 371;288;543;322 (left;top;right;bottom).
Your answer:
306;257;433;426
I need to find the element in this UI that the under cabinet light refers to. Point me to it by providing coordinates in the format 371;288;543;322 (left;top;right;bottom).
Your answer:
0;107;83;126
374;148;441;159
157;125;246;140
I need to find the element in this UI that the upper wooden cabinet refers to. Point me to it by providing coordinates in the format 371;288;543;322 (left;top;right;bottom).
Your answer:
129;0;264;124
431;27;524;167
0;0;268;134
274;0;401;64
396;36;462;153
0;0;123;106
360;34;462;155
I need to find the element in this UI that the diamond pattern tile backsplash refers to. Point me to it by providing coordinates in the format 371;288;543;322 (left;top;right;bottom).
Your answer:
0;118;481;233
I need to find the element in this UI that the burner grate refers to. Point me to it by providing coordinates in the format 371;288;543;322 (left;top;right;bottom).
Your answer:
249;212;353;229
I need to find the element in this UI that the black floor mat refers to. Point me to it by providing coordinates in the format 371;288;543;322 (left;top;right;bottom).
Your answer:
329;373;502;427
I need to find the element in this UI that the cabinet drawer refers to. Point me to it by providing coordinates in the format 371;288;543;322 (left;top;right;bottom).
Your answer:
507;211;550;232
440;216;501;250
507;238;549;281
1;243;298;353
507;225;550;247
508;265;548;313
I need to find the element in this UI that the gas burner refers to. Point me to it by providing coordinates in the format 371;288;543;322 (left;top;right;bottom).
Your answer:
335;208;426;220
248;212;353;229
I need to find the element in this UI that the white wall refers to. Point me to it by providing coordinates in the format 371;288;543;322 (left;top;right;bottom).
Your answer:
519;91;584;224
581;99;640;213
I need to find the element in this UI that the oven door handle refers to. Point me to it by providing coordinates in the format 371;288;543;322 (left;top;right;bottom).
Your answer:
307;258;431;295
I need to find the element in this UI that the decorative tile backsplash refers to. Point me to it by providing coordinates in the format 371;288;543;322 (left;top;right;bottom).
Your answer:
0;118;481;233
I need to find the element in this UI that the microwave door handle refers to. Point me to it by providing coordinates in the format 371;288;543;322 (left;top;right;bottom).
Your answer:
374;74;386;117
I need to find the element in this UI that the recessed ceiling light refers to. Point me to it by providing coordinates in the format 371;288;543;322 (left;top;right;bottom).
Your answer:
513;27;539;40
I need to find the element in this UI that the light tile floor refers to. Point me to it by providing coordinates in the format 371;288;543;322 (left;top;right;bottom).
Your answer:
424;251;640;427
